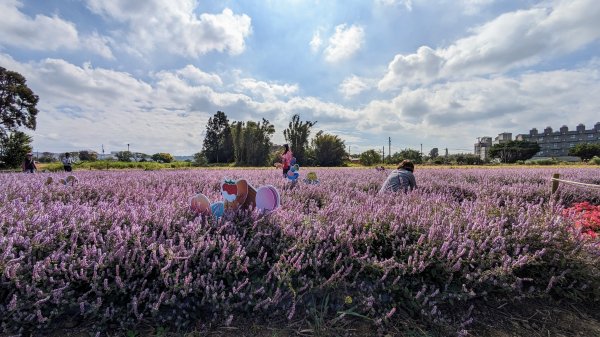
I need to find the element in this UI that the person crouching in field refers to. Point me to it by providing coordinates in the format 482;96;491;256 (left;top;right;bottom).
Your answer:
379;160;417;194
22;153;38;173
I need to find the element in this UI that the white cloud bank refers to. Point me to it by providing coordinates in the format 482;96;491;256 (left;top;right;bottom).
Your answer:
379;0;600;90
324;24;365;63
84;0;252;57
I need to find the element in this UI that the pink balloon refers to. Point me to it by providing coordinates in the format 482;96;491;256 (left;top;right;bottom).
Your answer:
256;185;280;211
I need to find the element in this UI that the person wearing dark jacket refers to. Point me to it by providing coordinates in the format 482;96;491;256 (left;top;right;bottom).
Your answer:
22;153;37;173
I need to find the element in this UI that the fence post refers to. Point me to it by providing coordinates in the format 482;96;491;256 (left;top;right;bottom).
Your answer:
551;173;560;194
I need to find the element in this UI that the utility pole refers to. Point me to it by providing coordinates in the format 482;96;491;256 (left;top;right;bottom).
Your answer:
382;146;385;164
127;143;130;152
388;137;391;164
420;143;423;157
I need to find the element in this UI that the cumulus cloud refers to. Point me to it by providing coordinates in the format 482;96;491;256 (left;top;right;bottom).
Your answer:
85;0;252;57
339;75;371;98
324;24;365;63
379;0;600;90
236;78;299;101
460;0;495;15
0;0;114;59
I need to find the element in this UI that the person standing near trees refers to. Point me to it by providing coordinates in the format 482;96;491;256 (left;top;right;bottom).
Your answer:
280;144;293;178
379;160;417;194
62;152;74;172
21;153;37;173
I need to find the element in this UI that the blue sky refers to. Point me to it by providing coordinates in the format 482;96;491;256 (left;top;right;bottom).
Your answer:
1;0;599;155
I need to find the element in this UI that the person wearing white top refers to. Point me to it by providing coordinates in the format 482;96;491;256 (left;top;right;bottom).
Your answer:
62;152;74;172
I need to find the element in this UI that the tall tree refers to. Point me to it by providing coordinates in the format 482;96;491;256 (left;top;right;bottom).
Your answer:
0;67;39;139
79;150;98;161
489;140;540;163
0;131;32;168
232;119;275;166
360;149;381;166
283;114;316;165
429;148;439;158
391;149;423;164
312;131;346;166
569;143;600;161
202;111;234;163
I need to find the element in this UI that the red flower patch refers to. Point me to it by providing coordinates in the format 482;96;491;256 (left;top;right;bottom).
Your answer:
563;202;600;239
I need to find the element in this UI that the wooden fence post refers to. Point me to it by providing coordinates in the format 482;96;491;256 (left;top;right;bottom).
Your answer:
551;173;560;194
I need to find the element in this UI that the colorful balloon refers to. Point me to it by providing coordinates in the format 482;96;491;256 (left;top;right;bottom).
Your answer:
256;185;280;211
210;202;225;219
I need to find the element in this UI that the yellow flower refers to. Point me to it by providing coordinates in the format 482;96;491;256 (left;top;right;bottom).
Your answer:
344;296;353;305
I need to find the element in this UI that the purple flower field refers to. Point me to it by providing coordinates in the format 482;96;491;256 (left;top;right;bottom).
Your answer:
1;167;599;334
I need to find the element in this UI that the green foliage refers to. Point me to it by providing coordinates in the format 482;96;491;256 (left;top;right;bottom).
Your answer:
283;114;316;165
231;119;275;166
448;153;484;165
115;151;133;162
202;111;234;163
489;140;540;163
360;149;381;166
312;131;346;166
151;152;174;163
526;158;561;165
0;67;39;138
78;150;98;162
391;148;423;164
192;152;208;166
42;160;192;171
37;152;56;163
569;143;600;161
588;156;600;165
0;131;32;168
429;147;439;158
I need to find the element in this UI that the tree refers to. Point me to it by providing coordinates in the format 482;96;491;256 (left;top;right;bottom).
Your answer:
115;151;133;162
312;131;346;166
193;152;208;166
390;149;423;164
0;131;32;168
202;111;234;163
360;149;381;166
79;150;98;161
0;67;39;139
283;114;316;165
232;119;275;166
152;153;174;163
489;141;540;163
429;148;439;158
38;152;56;163
569;143;600;161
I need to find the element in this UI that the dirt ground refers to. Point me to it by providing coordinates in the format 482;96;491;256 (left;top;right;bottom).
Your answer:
4;300;600;337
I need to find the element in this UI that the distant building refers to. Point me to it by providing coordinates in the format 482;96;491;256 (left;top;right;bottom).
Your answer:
516;122;600;157
493;132;512;145
474;137;493;160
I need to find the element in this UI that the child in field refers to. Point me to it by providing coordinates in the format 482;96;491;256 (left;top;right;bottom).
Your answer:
280;144;293;178
379;160;417;194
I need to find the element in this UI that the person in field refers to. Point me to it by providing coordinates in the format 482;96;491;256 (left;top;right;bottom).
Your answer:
379;159;417;193
62;152;74;172
22;153;38;173
280;144;293;178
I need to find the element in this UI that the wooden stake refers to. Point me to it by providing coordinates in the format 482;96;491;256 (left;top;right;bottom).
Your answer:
551;173;560;194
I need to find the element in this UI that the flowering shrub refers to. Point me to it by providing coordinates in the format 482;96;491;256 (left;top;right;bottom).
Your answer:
1;168;600;334
563;201;600;239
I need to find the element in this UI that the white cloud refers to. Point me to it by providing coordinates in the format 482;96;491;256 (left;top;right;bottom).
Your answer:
175;65;223;86
0;0;114;59
375;0;413;11
339;75;371;98
310;30;323;53
460;0;495;15
379;0;600;90
237;78;299;101
324;24;365;63
85;1;252;57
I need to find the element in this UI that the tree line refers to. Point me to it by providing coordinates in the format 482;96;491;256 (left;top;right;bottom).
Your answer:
198;111;346;166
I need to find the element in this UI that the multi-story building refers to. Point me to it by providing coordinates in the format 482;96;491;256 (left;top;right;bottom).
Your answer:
493;132;512;145
474;137;493;160
516;122;600;157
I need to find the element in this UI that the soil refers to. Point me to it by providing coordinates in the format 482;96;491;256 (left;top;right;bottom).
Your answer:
4;299;600;337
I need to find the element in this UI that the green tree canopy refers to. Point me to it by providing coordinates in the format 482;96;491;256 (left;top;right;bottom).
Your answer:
312;131;346;166
489;140;540;163
232;119;275;166
569;143;600;161
283;114;316;165
115;151;132;162
79;150;98;161
202;111;234;163
391;148;423;164
151;153;174;163
429;147;439;158
0;67;39;139
0;131;32;168
360;149;381;166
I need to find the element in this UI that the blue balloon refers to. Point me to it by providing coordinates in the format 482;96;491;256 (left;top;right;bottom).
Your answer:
210;202;224;219
290;157;297;166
